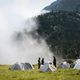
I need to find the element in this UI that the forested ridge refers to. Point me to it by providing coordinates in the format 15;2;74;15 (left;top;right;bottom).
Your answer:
37;11;80;59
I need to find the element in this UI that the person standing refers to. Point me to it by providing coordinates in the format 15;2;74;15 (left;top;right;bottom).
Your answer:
53;56;56;67
38;57;41;69
41;58;44;65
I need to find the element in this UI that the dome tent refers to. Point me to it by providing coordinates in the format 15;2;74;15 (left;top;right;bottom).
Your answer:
40;63;57;72
74;59;80;69
10;63;34;70
59;61;70;68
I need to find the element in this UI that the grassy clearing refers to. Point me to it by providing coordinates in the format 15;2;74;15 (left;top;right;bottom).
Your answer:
0;65;80;80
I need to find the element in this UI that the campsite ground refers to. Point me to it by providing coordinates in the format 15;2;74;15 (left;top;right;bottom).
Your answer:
0;65;80;80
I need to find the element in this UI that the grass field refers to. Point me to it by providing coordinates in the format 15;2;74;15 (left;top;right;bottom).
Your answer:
0;65;80;80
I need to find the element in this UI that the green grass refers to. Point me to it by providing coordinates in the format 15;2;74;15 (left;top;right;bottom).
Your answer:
0;65;80;80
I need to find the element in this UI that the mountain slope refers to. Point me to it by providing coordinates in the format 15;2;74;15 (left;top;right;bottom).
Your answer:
37;11;80;59
44;0;80;12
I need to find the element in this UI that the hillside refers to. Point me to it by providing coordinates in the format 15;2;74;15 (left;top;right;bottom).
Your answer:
37;11;80;59
44;0;80;12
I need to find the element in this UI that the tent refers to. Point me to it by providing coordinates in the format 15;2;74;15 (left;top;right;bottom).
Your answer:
10;63;34;70
59;62;70;68
74;59;80;69
40;63;57;72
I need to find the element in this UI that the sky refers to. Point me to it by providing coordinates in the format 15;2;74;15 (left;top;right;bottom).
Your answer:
0;0;56;31
0;0;56;64
0;0;55;18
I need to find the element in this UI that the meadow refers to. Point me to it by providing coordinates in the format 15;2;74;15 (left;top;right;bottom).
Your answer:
0;65;80;80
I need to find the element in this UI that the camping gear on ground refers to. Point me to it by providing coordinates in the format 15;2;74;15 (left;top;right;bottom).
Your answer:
70;63;75;68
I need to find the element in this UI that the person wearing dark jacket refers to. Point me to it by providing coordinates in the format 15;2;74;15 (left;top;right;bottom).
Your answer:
53;56;56;67
38;57;41;69
41;58;44;65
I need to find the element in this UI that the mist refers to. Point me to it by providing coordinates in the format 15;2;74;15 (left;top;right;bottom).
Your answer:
0;0;55;64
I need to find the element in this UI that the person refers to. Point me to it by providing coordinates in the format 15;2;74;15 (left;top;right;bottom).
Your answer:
53;56;56;67
41;58;44;65
38;57;41;69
